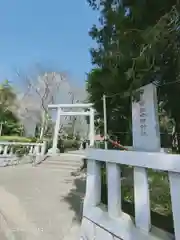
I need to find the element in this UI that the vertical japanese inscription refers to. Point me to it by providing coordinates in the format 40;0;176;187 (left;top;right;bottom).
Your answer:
139;90;148;136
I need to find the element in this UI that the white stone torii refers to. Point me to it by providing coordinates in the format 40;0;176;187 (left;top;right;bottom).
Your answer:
48;103;95;154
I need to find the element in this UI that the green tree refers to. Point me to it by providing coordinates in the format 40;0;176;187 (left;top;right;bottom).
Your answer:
0;80;20;135
87;0;180;148
87;68;131;144
124;4;180;150
0;80;16;109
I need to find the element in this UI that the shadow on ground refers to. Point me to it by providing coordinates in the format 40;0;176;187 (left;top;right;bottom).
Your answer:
62;173;86;223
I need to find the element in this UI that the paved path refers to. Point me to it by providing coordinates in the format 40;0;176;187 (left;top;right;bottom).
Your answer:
0;154;86;240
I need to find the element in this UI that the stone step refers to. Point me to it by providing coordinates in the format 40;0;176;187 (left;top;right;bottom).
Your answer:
39;154;83;173
46;157;82;163
66;150;85;156
35;165;79;175
43;159;82;167
42;164;81;171
40;159;81;169
41;164;80;171
49;154;83;160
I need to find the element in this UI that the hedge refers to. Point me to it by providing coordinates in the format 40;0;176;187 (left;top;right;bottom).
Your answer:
44;138;81;153
0;136;35;143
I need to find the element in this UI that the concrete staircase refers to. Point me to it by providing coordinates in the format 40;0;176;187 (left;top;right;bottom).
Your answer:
39;154;83;175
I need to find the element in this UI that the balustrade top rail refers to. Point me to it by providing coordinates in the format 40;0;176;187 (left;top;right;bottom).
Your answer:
86;148;180;173
0;141;46;157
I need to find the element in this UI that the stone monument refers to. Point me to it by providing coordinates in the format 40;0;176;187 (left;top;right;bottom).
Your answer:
132;83;160;152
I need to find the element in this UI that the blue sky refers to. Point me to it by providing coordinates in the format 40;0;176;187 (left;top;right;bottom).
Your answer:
0;0;98;86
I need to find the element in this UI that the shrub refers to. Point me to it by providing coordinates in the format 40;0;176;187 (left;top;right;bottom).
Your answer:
42;138;81;153
94;141;117;149
72;140;81;149
14;145;30;157
0;136;33;143
43;138;53;154
63;139;75;149
63;139;80;150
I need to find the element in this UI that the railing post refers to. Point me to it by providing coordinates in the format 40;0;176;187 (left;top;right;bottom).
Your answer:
89;108;95;147
33;145;38;155
3;145;8;155
84;159;101;208
0;145;3;154
107;163;122;218
41;141;47;155
169;172;180;239
52;107;61;154
29;146;34;154
134;167;151;232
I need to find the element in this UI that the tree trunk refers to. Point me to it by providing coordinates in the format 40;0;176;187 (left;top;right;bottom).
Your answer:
39;111;46;140
39;125;44;140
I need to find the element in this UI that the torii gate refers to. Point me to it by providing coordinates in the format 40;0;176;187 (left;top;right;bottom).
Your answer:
48;103;95;154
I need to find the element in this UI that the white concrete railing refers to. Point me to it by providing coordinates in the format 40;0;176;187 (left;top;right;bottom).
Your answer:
81;149;179;240
0;141;46;156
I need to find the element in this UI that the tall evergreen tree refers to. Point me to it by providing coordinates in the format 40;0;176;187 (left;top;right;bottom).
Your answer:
87;0;180;148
